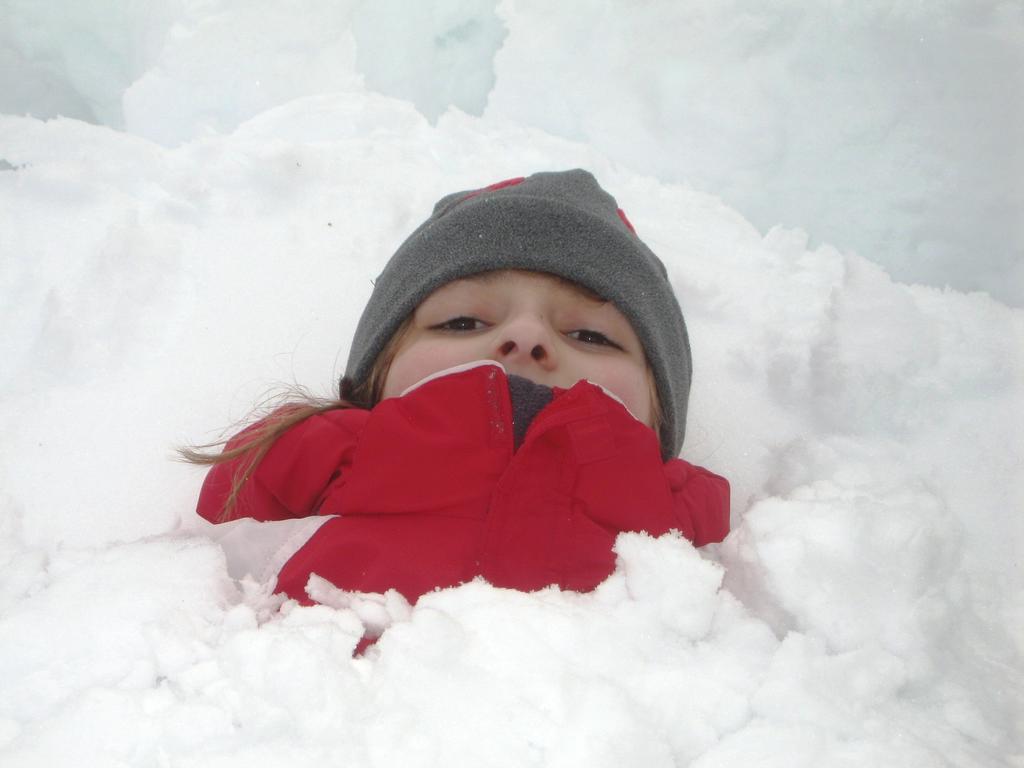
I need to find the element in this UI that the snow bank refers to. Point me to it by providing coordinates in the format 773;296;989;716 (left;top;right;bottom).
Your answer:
487;1;1024;305
2;96;1020;764
2;0;1020;302
1;3;1022;765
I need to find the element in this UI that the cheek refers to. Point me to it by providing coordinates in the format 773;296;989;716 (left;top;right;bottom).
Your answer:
381;340;483;398
587;362;655;428
619;376;655;428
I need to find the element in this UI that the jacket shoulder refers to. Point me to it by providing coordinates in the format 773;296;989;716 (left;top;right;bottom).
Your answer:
197;406;370;523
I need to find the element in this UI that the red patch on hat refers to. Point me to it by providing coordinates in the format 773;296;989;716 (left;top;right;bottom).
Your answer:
458;176;526;204
617;208;637;235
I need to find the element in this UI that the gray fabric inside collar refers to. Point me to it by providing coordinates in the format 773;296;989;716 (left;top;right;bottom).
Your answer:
507;374;554;449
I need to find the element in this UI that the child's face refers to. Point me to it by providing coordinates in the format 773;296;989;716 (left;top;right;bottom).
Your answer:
381;270;655;428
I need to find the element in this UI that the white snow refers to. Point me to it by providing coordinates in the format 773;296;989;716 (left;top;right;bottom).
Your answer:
4;0;1022;304
1;2;1022;766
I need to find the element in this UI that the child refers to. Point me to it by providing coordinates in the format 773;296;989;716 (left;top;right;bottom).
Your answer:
188;169;729;613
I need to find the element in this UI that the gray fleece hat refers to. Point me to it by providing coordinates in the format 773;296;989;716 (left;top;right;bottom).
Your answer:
344;169;692;458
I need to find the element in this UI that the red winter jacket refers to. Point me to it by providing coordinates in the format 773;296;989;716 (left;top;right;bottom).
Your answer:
197;362;729;604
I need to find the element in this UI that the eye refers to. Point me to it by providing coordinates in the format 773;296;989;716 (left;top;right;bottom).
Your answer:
566;329;623;350
430;316;488;332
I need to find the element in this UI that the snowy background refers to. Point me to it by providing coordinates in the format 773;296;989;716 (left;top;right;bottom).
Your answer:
1;1;1022;766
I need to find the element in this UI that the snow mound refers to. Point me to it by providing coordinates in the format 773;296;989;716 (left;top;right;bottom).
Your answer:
2;100;1021;764
1;15;1022;765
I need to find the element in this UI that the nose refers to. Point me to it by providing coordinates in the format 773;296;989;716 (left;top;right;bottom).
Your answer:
496;316;557;370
